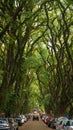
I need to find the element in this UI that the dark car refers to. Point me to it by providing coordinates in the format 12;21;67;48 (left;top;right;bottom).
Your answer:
48;118;58;129
25;114;31;120
48;118;55;127
14;117;24;126
45;116;52;124
33;111;39;121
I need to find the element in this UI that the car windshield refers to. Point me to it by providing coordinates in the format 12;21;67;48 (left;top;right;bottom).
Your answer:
0;120;7;123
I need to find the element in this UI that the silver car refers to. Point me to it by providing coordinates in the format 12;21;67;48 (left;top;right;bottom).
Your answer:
0;118;10;130
64;120;73;130
56;118;69;130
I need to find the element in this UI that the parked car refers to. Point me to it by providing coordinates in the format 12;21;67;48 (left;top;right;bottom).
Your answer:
55;116;68;129
0;118;10;130
56;119;69;130
25;114;31;120
21;115;27;122
68;120;73;130
64;120;73;130
14;117;24;126
48;118;58;129
8;118;18;130
45;116;52;124
0;117;18;130
48;118;55;127
32;111;39;121
42;115;48;122
18;114;25;124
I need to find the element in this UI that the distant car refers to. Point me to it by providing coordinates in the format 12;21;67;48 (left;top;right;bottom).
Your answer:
14;117;24;126
33;111;39;121
25;114;31;120
42;115;48;121
8;118;18;130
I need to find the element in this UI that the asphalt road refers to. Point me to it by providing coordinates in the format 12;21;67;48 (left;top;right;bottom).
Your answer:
19;118;53;130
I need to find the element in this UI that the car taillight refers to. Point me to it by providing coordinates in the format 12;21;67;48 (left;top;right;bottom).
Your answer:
62;125;64;129
6;123;9;127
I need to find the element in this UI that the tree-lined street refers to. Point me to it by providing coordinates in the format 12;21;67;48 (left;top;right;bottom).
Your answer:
19;118;52;130
0;0;73;118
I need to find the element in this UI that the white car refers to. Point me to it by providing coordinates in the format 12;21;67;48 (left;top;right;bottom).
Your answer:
56;117;69;130
33;111;39;121
19;114;27;124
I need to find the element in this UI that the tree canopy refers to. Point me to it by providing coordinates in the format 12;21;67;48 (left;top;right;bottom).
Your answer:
0;0;73;116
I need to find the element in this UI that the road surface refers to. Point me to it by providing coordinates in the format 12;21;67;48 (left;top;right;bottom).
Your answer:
19;118;53;130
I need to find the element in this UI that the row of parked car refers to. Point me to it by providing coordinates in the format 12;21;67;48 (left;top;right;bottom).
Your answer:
0;114;31;130
41;114;73;130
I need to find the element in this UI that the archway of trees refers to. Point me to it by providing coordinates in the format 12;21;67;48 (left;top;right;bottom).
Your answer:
0;0;73;116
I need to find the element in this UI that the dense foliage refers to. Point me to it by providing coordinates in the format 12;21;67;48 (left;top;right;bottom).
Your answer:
0;0;73;116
